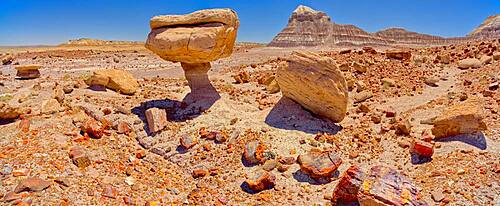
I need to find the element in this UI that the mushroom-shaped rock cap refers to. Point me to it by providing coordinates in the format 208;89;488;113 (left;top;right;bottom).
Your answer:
146;8;239;64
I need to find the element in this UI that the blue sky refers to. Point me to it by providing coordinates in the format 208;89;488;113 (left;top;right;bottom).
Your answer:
0;0;498;46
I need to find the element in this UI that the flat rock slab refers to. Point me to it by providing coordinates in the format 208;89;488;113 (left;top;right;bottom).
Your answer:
14;177;51;193
432;97;487;138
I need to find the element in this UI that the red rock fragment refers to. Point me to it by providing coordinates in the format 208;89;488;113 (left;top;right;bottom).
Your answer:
116;121;132;135
14;177;51;193
297;149;342;179
233;71;250;84
332;165;366;203
18;119;30;133
395;118;412;136
135;150;146;159
411;140;434;157
243;140;267;165
192;168;208;178
358;165;428;206
102;184;118;199
123;196;136;205
180;134;198;149
2;191;22;202
145;108;168;134
69;146;91;169
244;171;276;192
81;119;104;139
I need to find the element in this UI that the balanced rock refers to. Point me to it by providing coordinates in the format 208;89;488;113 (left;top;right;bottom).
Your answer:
85;69;139;95
432;98;487;138
146;8;239;64
15;65;41;79
457;58;481;69
276;51;348;122
358;165;428;206
145;8;239;93
297;149;342;179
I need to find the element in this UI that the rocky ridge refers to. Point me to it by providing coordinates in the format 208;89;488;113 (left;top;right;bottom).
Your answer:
270;5;498;47
468;14;500;38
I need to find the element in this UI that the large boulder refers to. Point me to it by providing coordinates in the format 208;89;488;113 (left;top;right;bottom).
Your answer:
277;51;348;122
431;98;487;138
85;69;139;95
145;9;239;64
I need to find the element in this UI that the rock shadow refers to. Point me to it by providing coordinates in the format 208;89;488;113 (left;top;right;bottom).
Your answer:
131;82;220;136
292;169;338;185
410;153;432;165
434;132;487;150
265;97;342;134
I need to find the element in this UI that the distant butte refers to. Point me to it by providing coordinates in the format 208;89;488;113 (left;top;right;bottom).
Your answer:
269;5;499;47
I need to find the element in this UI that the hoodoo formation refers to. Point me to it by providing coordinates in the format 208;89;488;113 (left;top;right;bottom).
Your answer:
146;8;239;92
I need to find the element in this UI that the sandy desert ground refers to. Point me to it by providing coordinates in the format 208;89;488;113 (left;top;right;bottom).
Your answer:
0;39;499;206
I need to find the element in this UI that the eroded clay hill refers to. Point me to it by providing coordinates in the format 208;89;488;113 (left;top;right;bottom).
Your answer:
269;5;498;47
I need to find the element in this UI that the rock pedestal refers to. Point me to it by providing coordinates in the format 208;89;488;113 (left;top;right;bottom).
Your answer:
181;62;212;92
145;8;239;98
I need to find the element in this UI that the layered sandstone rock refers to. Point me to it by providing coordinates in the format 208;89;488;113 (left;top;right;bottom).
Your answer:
145;8;239;93
269;5;389;47
146;8;239;64
432;98;487;138
276;51;348;122
269;5;473;47
468;14;500;39
375;28;469;46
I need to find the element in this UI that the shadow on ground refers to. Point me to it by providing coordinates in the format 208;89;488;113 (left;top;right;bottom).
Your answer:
434;132;487;150
131;83;220;136
265;97;342;134
292;169;338;185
